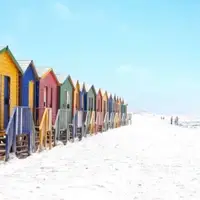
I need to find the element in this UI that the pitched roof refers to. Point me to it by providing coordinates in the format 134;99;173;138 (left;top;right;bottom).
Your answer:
71;78;78;87
0;46;23;74
85;83;96;94
79;81;86;91
91;85;96;95
35;67;52;77
35;67;60;85
100;89;105;95
66;75;75;88
17;60;32;72
107;92;112;98
55;73;67;84
17;60;39;79
85;83;91;92
0;46;6;51
96;87;101;94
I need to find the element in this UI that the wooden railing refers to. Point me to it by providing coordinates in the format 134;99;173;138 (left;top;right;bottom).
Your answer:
95;111;103;134
109;112;115;129
5;106;34;161
114;113;119;128
121;113;126;126
84;111;91;136
54;108;69;144
103;112;109;131
38;108;52;151
89;111;95;134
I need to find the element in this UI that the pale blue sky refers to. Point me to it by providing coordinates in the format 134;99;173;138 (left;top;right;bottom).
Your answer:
0;0;200;116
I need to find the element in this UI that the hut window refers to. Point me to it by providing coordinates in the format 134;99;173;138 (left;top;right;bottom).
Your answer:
98;99;101;112
44;86;48;107
64;90;67;105
50;88;53;107
89;97;93;111
104;101;106;112
91;98;93;110
65;90;70;108
76;92;79;109
81;94;84;110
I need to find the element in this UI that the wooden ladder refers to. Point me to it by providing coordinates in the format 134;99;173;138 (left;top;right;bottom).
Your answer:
16;134;30;159
0;133;6;161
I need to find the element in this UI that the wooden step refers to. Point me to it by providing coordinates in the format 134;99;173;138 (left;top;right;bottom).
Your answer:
16;145;29;149
0;129;5;135
16;149;28;154
0;143;5;147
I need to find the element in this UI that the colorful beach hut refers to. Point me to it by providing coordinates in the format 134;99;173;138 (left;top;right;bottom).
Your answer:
59;75;74;124
96;88;102;113
72;79;80;115
113;94;117;114
108;93;113;118
86;84;96;112
121;98;124;117
18;60;39;120
85;84;96;133
79;82;87;112
96;88;103;132
101;89;108;120
79;82;87;126
37;67;60;125
0;46;23;133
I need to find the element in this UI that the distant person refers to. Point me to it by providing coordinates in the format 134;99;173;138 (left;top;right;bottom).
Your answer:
175;116;179;125
170;116;173;124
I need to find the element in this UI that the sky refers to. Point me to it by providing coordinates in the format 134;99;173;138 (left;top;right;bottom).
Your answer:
0;0;200;116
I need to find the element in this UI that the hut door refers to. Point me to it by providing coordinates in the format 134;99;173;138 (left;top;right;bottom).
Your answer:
76;92;79;110
89;97;92;111
4;76;10;129
103;100;106;117
29;81;34;114
81;94;84;110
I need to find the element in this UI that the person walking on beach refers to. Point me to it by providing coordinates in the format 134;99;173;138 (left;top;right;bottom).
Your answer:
170;116;173;125
175;116;179;125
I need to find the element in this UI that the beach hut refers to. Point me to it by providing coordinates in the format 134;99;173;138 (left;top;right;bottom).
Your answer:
0;46;35;160
86;84;96;112
116;96;119;113
121;98;124;117
113;94;117;114
59;75;74;124
96;88;102;113
72;79;80;115
118;97;122;117
79;82;87;126
96;88;103;132
79;82;87;112
85;84;96;134
101;89;109;131
52;74;70;144
18;60;39;120
0;46;23;133
37;67;60;125
120;98;126;125
117;97;121;127
108;93;113;118
101;90;108;121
